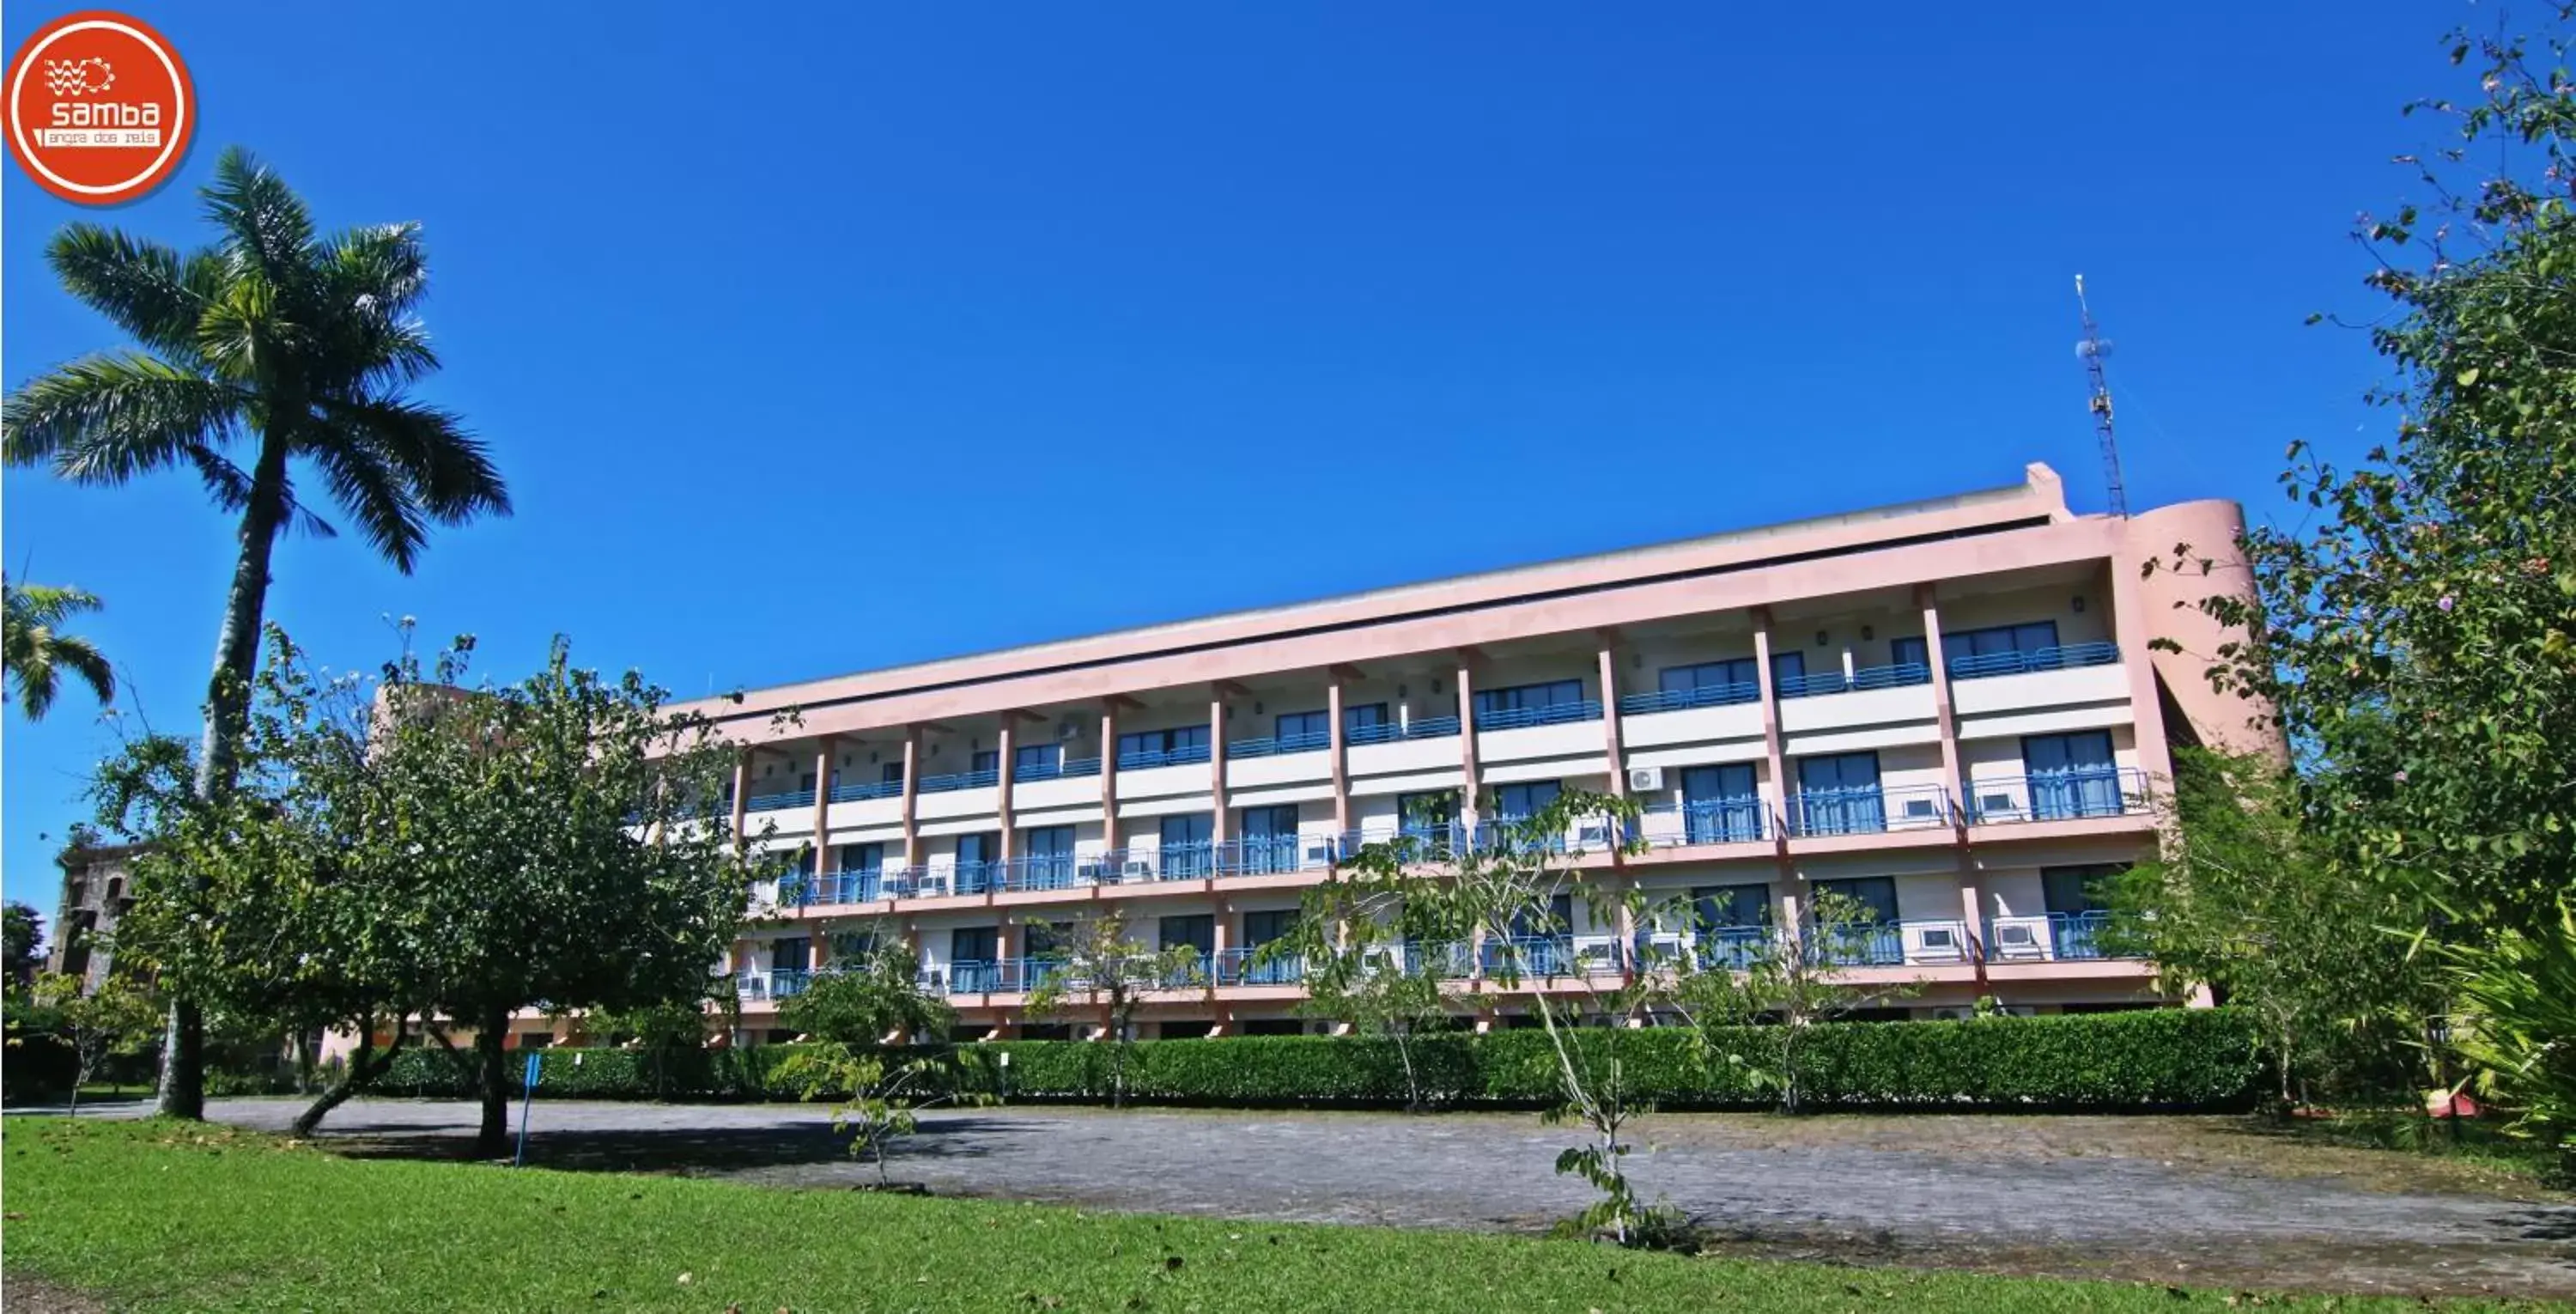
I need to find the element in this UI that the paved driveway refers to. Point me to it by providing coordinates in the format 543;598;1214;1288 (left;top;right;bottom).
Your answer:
143;1098;2576;1298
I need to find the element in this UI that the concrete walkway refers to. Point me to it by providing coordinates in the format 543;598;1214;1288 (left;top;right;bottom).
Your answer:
82;1098;2576;1298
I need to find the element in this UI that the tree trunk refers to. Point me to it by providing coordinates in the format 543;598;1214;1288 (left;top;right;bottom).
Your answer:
291;1016;404;1138
475;1006;510;1158
161;442;289;1122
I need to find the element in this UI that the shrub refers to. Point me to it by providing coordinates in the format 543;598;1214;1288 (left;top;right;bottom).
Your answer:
356;1008;2261;1111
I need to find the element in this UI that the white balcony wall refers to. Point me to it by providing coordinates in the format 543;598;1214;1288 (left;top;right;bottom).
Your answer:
1227;749;1332;791
823;794;904;831
1115;761;1212;804
915;785;1000;824
1230;782;1334;810
1346;735;1461;781
1476;720;1607;770
1116;794;1212;823
1620;699;1764;751
1952;661;2130;727
1014;775;1099;812
1777;684;1937;742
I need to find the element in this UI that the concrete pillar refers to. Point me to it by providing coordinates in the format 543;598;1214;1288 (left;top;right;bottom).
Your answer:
1327;675;1351;836
996;717;1018;863
1208;696;1230;846
730;749;751;853
1455;661;1480;833
899;729;920;868
1100;707;1121;854
1751;611;1791;842
811;737;835;886
1596;637;1626;797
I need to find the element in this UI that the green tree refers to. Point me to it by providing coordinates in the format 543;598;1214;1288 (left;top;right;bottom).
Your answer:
3;901;43;987
1673;888;1920;1116
1023;907;1205;1109
2154;13;2576;946
106;626;769;1153
1295;789;1683;1245
2109;748;2441;1113
780;934;955;1046
3;148;511;1118
27;971;160;1116
3;578;113;721
2443;897;2576;1172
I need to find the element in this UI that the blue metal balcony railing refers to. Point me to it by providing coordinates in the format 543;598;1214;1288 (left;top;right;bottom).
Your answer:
1344;715;1460;746
1964;768;2148;825
1983;911;2122;962
916;768;999;794
1696;926;1772;970
1214;946;1305;985
827;779;905;803
1480;935;1580;977
2049;910;2110;959
1617;682;1761;715
998;854;1082;892
1682;797;1767;845
1776;662;1932;700
1225;731;1332;760
1803;922;1903;967
1116;743;1213;771
1397;940;1477;980
1787;783;1955;836
1946;641;2120;681
1474;700;1603;732
744;787;817;812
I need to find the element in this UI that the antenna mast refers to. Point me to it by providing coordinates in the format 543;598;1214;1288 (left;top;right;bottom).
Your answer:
2073;274;2128;517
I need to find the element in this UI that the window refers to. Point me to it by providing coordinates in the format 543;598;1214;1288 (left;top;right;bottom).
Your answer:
1692;884;1768;928
1679;763;1761;843
1813;877;1898;922
1159;914;1214;958
1795;752;1883;835
1118;725;1211;766
1015;743;1064;778
771;936;812;970
1395;789;1458;836
2042;863;2123;915
1473;679;1586;724
828;928;879;959
1160;813;1214;876
1492;780;1562;819
839;842;884;901
880;762;904;785
970;750;999;773
2024;730;2120;818
1274;709;1329;743
1767;649;1810;694
1240;804;1302;873
1343;703;1388;734
1021;825;1076;888
1889;636;1929;668
1655;659;1762;708
1941;621;2061;667
955;833;999;893
950;928;999;991
1242;909;1298;947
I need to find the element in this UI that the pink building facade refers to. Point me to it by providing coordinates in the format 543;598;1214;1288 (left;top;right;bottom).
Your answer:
665;464;2263;1043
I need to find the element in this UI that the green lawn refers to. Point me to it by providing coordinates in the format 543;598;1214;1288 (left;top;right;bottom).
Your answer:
0;1118;2539;1313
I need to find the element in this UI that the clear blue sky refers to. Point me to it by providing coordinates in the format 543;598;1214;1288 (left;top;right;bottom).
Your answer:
3;2;2456;914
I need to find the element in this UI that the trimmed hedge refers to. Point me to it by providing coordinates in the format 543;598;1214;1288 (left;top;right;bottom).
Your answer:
371;1007;2262;1112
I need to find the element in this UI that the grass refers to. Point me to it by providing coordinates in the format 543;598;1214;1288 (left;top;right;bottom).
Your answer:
0;1118;2548;1314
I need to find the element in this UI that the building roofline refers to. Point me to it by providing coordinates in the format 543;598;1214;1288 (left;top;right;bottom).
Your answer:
675;461;2078;722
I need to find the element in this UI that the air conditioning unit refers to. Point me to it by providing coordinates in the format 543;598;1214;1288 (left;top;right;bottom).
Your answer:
1576;821;1611;847
1302;841;1336;865
1121;859;1153;880
1988;921;2044;959
1625;766;1664;793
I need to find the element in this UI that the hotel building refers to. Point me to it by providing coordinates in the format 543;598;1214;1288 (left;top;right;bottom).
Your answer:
667;463;2263;1042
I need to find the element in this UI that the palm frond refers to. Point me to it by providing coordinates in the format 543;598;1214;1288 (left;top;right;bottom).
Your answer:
3;352;247;483
183;445;335;538
50;634;114;708
3;578;112;720
306;432;429;572
46;225;210;362
199;147;316;293
319;393;512;524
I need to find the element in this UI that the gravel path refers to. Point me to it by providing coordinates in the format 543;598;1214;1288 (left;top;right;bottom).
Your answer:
81;1098;2576;1298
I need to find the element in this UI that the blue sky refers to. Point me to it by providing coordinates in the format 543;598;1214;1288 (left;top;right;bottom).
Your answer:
2;2;2457;914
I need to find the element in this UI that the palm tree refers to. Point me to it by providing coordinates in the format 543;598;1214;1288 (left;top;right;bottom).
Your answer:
3;577;114;720
2;148;511;1117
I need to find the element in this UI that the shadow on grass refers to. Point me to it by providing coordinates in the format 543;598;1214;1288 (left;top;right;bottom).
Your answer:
317;1115;1025;1177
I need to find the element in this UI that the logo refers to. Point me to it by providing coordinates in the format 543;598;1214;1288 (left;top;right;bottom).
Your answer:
3;10;193;205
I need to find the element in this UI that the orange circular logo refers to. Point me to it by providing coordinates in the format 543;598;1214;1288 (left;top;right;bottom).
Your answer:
3;10;194;205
